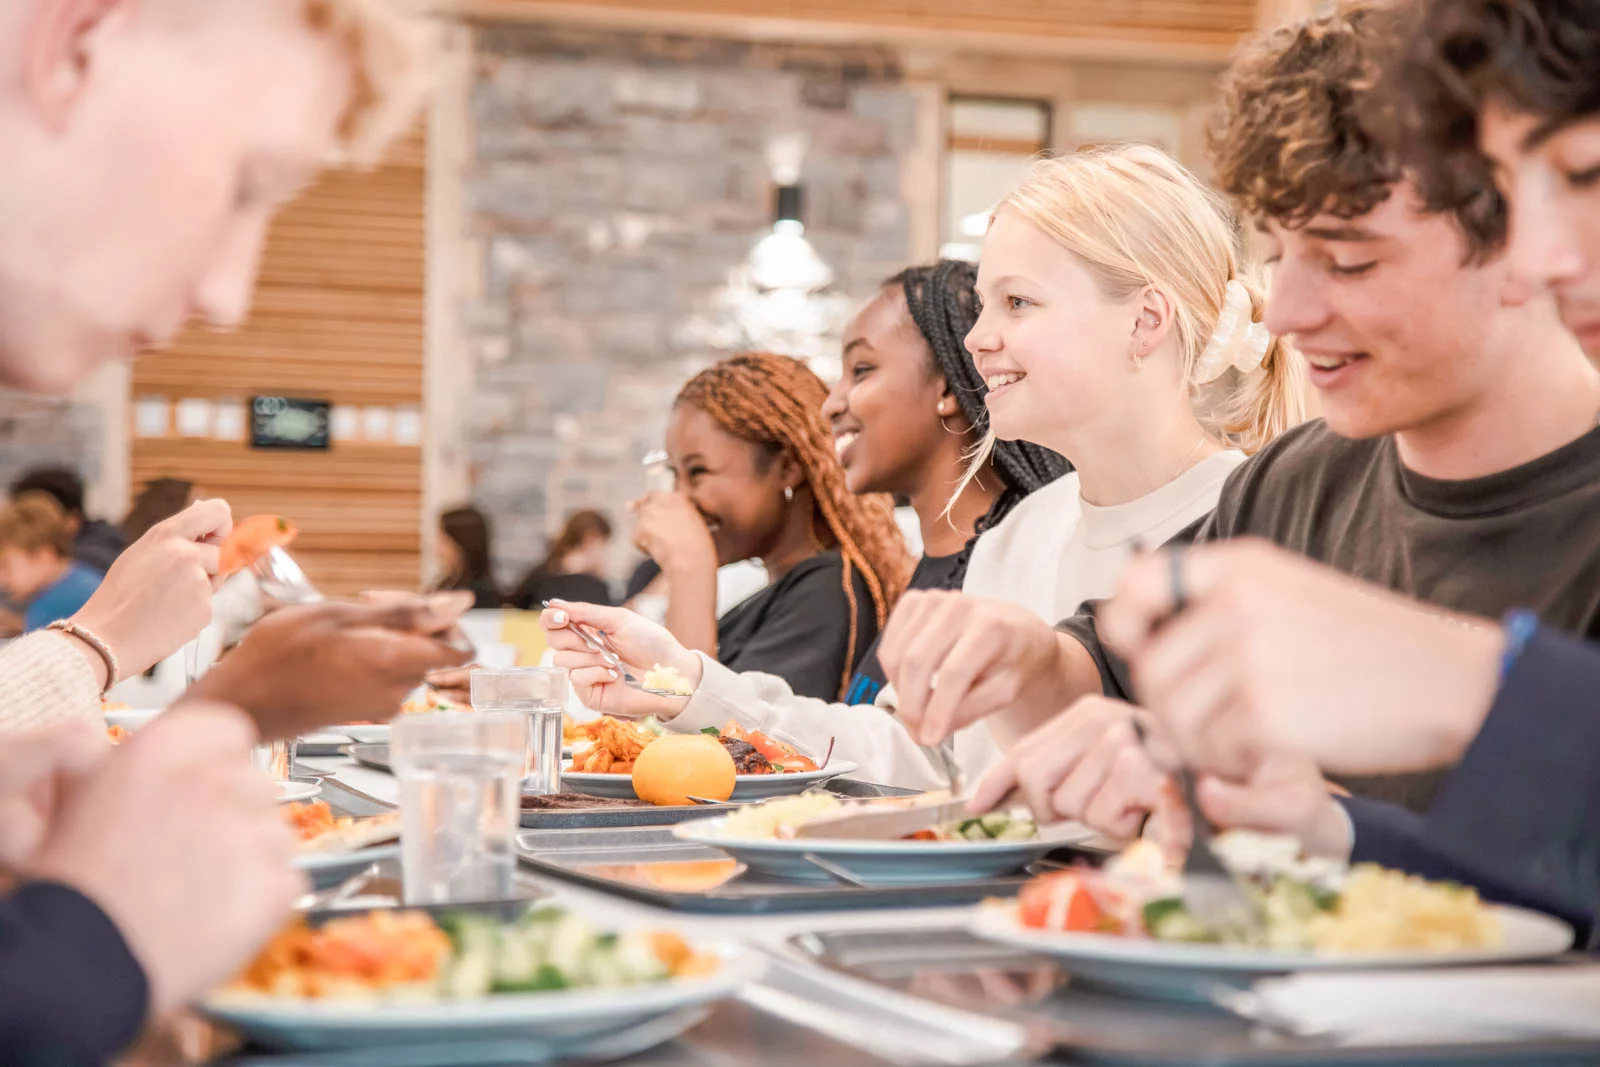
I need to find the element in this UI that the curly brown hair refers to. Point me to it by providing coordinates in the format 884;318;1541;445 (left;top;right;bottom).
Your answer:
1210;0;1507;262
1395;0;1600;239
677;353;912;699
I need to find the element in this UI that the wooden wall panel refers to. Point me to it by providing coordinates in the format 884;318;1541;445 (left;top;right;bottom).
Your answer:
130;131;427;597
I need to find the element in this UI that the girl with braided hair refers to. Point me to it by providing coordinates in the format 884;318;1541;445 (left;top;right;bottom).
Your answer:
629;352;910;701
835;260;1067;705
542;262;1082;789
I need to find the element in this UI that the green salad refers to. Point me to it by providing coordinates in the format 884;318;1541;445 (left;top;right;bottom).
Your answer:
437;908;684;996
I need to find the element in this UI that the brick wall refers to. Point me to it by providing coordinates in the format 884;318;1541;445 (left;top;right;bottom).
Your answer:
0;390;102;510
457;23;917;587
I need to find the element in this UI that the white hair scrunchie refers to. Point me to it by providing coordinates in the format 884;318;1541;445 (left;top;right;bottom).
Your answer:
1194;279;1272;384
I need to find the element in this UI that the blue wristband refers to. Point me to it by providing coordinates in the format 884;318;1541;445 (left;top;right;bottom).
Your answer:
1499;609;1540;684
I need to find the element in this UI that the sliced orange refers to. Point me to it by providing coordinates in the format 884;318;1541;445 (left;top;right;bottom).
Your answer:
219;514;299;577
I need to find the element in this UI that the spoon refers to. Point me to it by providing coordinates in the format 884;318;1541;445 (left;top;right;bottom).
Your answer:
541;602;685;698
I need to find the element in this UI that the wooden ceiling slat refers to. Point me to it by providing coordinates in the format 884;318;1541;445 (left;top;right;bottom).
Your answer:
462;0;1258;45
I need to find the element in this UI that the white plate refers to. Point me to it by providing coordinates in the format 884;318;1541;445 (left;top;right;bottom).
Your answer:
341;725;391;745
674;815;1091;885
202;943;758;1051
970;900;1575;1001
561;760;858;802
277;780;323;804
104;708;163;731
294;845;402;888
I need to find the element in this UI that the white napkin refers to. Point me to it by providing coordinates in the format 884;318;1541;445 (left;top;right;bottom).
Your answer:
1243;967;1600;1043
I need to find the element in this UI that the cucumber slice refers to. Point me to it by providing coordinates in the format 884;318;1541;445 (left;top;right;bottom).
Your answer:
1143;898;1213;943
441;941;494;999
979;813;1012;837
494;963;568;993
490;931;538;990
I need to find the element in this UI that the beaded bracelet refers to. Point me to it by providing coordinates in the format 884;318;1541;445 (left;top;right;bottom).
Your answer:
46;620;120;695
1498;609;1540;685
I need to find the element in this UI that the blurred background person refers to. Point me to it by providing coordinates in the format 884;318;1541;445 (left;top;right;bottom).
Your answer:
120;477;198;544
510;508;615;609
433;506;502;609
0;492;103;632
10;466;125;572
634;352;912;701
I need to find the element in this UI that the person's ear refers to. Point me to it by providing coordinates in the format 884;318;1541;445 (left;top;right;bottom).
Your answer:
1128;285;1177;367
23;0;131;130
936;386;974;433
774;451;805;497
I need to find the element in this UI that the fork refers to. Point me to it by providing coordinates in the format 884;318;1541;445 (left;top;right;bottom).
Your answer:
1131;719;1264;939
542;602;685;698
929;737;964;794
250;545;323;605
1173;764;1265;939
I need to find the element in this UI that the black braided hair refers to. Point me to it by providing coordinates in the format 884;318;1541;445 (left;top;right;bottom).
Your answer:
888;260;1070;586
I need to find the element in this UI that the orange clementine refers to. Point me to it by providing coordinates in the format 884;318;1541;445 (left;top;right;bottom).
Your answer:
631;734;736;807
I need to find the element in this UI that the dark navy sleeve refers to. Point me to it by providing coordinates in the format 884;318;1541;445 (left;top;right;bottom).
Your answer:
0;881;150;1064
1424;627;1600;932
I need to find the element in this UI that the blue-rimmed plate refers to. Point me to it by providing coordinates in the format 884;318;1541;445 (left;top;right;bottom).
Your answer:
673;812;1090;885
969;899;1575;1001
202;943;757;1051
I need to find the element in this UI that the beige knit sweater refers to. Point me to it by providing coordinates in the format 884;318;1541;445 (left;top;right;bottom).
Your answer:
0;631;103;733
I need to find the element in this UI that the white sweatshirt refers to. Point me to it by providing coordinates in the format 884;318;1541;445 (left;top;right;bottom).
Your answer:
667;451;1248;790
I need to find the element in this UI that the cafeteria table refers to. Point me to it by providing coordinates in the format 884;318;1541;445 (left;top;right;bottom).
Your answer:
176;755;1037;1067
120;755;1599;1067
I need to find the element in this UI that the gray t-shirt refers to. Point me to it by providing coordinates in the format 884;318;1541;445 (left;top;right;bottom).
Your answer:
1059;418;1600;812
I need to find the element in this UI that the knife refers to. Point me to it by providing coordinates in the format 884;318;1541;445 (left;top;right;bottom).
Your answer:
788;791;971;841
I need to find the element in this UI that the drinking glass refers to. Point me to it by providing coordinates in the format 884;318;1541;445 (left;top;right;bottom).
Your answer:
470;667;569;796
392;710;526;905
253;740;291;780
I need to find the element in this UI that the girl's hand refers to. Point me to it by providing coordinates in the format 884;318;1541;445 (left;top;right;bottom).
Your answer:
540;602;698;720
631;492;718;578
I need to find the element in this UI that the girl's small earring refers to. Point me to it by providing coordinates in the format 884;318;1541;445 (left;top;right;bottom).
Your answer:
784;485;795;503
937;401;963;434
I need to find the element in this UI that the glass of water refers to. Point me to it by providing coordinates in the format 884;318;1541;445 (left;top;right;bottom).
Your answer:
470;667;569;796
391;710;526;906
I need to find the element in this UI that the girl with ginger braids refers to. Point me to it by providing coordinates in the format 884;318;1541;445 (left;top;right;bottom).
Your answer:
539;264;1072;789
631;352;911;701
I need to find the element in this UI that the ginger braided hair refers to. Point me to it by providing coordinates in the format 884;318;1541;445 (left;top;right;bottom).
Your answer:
676;353;912;699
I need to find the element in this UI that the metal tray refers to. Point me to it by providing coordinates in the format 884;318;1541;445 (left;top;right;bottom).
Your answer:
346;742;924;829
519;775;922;829
787;927;1600;1067
516;825;1055;914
